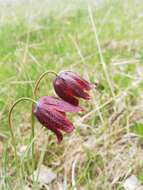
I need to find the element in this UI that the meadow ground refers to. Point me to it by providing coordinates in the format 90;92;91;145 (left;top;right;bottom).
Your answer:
0;0;143;189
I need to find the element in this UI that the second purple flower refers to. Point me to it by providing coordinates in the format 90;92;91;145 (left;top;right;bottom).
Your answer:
53;71;93;106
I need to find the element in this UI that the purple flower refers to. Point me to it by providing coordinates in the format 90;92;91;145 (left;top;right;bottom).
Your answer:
53;71;93;106
33;96;82;142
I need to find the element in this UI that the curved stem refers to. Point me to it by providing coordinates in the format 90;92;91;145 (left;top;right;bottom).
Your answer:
33;71;58;97
8;97;37;163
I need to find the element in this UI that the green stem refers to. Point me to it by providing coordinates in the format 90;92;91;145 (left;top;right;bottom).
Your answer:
33;71;57;97
31;105;35;171
8;97;37;165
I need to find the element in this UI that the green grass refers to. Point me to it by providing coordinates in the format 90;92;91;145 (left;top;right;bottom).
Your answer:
1;0;143;189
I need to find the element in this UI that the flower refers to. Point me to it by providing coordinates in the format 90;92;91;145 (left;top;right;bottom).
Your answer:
33;96;82;142
53;71;93;106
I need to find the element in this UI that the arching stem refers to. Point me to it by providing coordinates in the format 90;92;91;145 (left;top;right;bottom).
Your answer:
8;97;37;164
33;71;58;97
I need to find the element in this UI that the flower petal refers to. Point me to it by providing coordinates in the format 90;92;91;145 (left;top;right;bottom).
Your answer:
47;108;75;133
53;78;79;106
34;105;74;133
68;81;91;100
57;76;91;100
53;71;93;106
41;96;83;112
61;71;93;90
48;126;63;143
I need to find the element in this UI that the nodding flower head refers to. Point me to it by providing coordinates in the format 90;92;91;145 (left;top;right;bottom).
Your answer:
53;71;93;106
33;96;82;143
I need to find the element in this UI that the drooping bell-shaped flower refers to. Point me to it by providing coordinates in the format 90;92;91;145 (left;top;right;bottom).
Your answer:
33;96;82;142
53;71;93;106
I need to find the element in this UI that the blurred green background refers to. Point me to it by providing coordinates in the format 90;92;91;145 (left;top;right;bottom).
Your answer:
1;0;143;189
